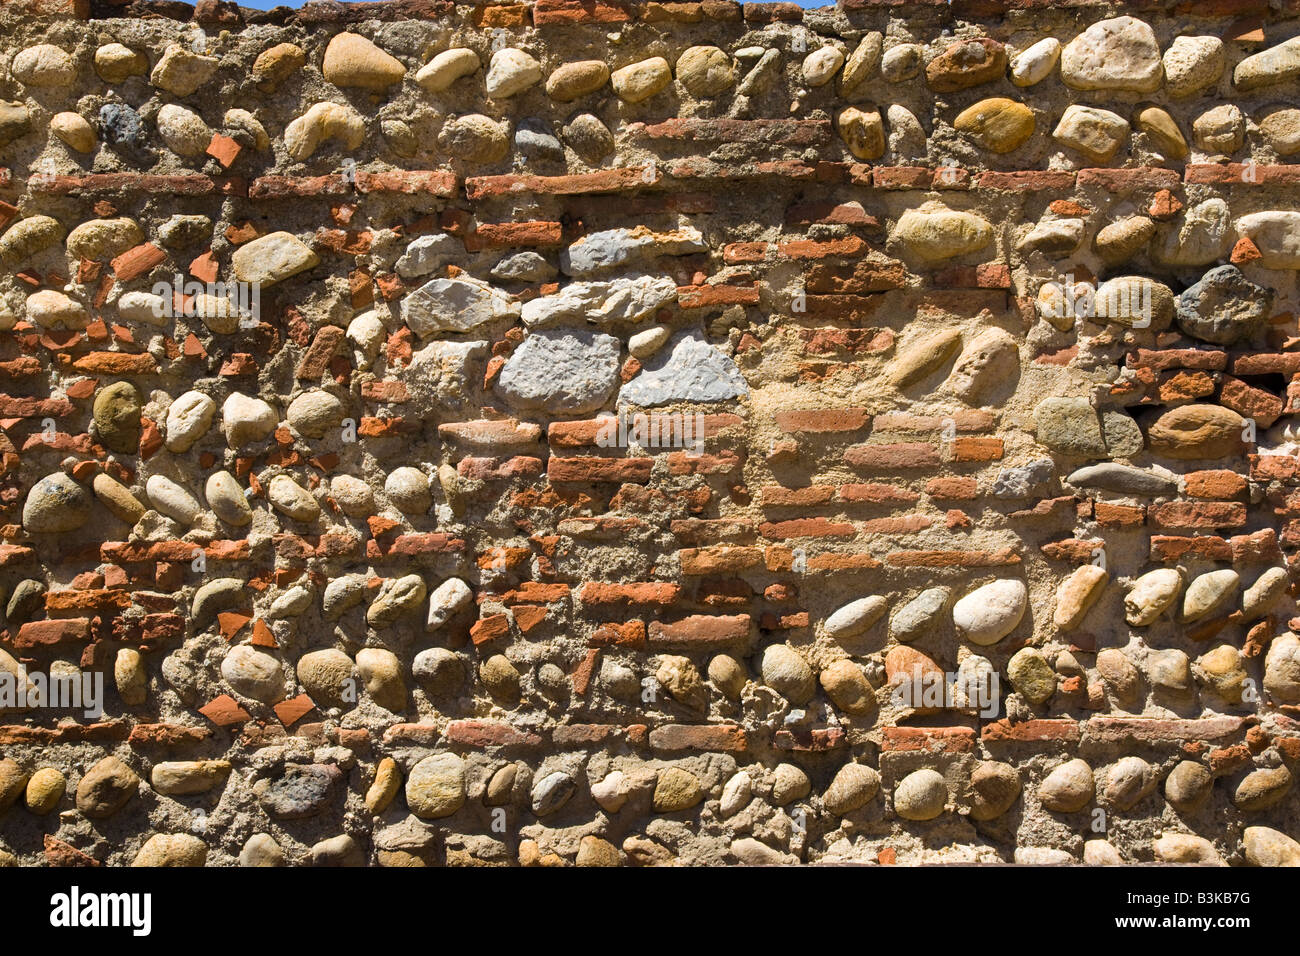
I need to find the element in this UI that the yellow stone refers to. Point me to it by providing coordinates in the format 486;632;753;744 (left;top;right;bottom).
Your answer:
954;97;1035;153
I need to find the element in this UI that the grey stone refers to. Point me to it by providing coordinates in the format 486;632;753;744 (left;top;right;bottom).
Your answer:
259;764;342;820
561;227;706;277
620;331;748;407
992;458;1054;498
891;587;950;643
562;113;614;162
1066;463;1177;495
1035;398;1140;459
491;251;556;283
1176;265;1273;346
496;328;621;414
521;275;678;328
22;473;91;533
395;234;461;280
98;103;145;150
6;579;45;624
401;276;518;338
532;770;576;815
515;118;564;161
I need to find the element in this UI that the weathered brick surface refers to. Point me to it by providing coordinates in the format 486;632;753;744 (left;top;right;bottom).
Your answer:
0;0;1295;870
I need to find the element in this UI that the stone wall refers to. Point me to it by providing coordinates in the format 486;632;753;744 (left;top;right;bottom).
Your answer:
0;0;1298;867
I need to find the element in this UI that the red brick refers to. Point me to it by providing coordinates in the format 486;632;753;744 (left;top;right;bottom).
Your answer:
679;546;763;575
1084;716;1244;744
13;617;90;648
548;456;653;483
881;726;977;753
885;548;1021;568
443;719;544;748
774;408;870;433
1150;500;1247;530
466;167;659;200
648;614;750;649
982;719;1081;743
580;581;681;607
844;443;940;470
648;724;748;752
760;517;856;539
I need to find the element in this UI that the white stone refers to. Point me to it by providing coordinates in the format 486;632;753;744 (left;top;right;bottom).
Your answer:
415;48;480;92
118;291;169;326
231;231;319;288
222;393;278;449
521;275;678;328
802;46;844;87
953;579;1027;645
156;104;212;157
1060;16;1163;92
145;475;202;525
486;48;542;98
25;290;88;330
385;466;431;515
221;645;284;703
331;475;374;519
1236;211;1300;269
402;275;519;338
284;102;365;161
286;390;345;438
1010;37;1061;87
1124;568;1183;626
628;325;671;359
205;470;252;527
823;596;887;640
1163;35;1225;97
268;475;319;522
427;577;473;631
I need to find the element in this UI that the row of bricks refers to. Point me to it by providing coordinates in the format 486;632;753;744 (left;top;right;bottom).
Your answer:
0;711;1284;761
20;164;1300;204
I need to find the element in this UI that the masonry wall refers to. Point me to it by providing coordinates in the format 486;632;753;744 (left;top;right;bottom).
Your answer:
0;0;1298;867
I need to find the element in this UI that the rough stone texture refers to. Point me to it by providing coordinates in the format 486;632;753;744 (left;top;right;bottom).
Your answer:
0;0;1295;872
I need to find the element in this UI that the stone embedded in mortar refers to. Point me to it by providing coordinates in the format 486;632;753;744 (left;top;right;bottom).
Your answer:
1152;198;1231;267
231;231;319;288
1060;16;1163;92
284;102;365;161
561;227;707;277
892;204;993;261
925;37;1006;92
612;57;672;103
416;48;480;92
1234;211;1300;269
496;328;621;414
1234;36;1300;92
1010;37;1060;87
322;32;406;91
438;113;510;163
1053;105;1129;163
954;98;1035;153
619;330;748;406
1066;463;1176;495
676;46;735;97
1176;265;1272;345
401;275;519;337
1163;35;1225;97
522;276;678;328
